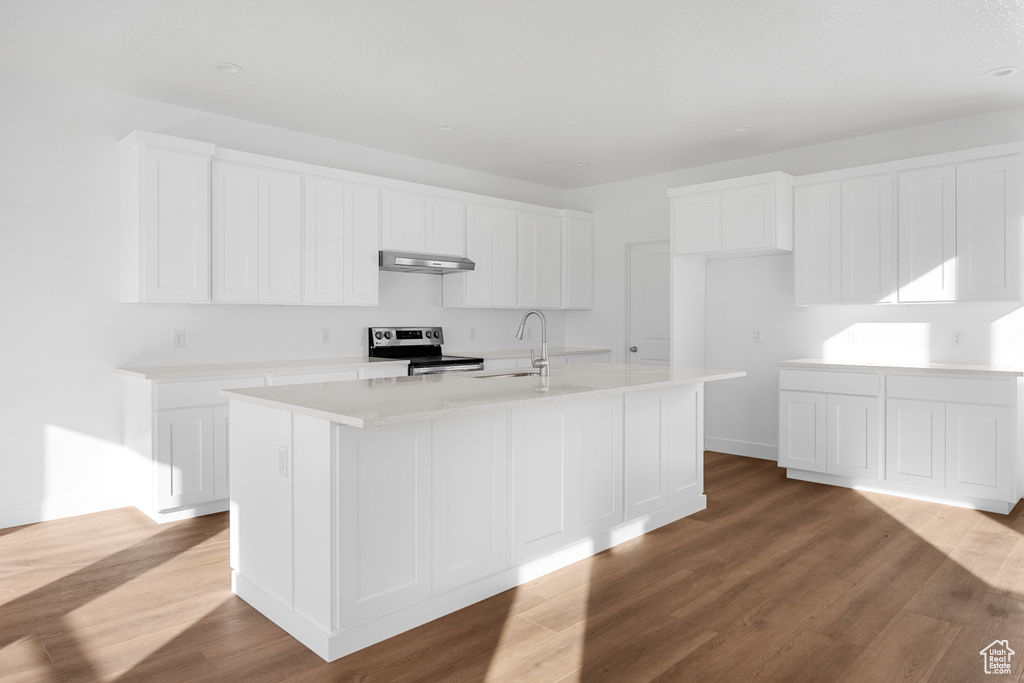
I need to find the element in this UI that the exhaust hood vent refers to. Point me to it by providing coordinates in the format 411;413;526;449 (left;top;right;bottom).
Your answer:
379;251;475;274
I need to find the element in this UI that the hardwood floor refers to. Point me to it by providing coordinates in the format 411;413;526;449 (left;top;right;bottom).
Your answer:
3;451;1024;682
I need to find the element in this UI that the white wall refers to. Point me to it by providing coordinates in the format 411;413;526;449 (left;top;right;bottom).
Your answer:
0;68;569;527
568;107;1024;461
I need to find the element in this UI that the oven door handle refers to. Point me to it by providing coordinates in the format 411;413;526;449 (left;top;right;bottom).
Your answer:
410;363;484;375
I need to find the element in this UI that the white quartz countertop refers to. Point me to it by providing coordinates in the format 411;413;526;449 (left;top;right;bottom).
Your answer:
222;362;746;428
448;347;611;360
778;358;1024;377
117;356;408;380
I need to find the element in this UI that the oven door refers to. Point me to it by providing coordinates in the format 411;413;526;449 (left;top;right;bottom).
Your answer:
409;362;484;376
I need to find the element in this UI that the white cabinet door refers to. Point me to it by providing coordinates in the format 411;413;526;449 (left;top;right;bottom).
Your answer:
303;176;346;304
778;391;827;473
841;174;893;303
258;169;302;303
213;405;230;501
454;203;518;308
826;394;879;479
667;384;703;504
211;161;259;302
511;402;576;562
957;155;1022;301
624;389;669;518
432;412;508;593
336;421;432;626
672;192;721;255
794;183;842;305
562;216;594;309
156;407;216;510
140;147;211;302
303;179;380;306
380;190;425;252
344;183;381;305
945;403;1013;502
885;399;945;490
897;164;956;303
517;212;562;308
575;396;623;538
721;183;775;251
425;197;466;256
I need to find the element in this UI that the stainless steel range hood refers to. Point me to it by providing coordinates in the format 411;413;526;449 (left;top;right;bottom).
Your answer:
378;251;475;274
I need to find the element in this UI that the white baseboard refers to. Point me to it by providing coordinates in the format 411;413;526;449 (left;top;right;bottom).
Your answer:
705;436;777;461
0;492;133;530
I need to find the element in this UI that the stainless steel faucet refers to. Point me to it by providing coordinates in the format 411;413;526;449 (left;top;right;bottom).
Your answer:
515;309;549;377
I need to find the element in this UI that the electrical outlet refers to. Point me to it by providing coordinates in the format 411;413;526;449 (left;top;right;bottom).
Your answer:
526;325;533;339
320;328;331;344
173;329;186;348
753;328;764;343
847;330;857;345
952;330;963;346
469;326;476;341
278;446;288;478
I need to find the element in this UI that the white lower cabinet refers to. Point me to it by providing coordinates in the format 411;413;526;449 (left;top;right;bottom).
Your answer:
336;421;432;627
156;407;221;511
624;384;703;519
511;402;576;563
779;364;1020;511
885;399;946;490
431;411;508;594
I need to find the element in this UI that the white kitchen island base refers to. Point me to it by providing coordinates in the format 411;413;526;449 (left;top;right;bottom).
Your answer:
225;364;742;662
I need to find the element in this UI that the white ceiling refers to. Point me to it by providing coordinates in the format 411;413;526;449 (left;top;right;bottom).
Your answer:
2;0;1024;188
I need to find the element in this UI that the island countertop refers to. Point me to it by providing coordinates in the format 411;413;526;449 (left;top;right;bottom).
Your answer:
222;362;746;428
778;358;1024;377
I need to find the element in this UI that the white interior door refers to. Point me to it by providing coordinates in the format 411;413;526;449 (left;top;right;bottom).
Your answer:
628;241;670;365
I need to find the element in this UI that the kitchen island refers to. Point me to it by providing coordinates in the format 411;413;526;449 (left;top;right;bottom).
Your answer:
223;362;744;661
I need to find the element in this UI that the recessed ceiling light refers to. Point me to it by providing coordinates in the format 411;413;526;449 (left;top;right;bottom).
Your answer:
983;66;1019;78
213;62;245;75
572;161;591;168
435;124;456;132
735;126;752;133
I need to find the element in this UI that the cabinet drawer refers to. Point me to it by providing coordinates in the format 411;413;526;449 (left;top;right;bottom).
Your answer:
886;374;1013;406
268;371;358;386
779;369;879;396
156;377;264;410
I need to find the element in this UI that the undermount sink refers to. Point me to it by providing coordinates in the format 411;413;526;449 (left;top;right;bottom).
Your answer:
473;371;540;379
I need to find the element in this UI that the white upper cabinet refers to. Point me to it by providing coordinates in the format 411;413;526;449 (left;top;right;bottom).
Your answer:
897;164;957;303
794;175;894;305
443;203;517;308
562;213;594;309
669;173;794;259
840;174;893;304
796;150;1021;305
794;183;841;304
304;178;379;306
518;211;563;308
956;155;1021;301
381;189;466;256
211;163;301;303
121;133;213;302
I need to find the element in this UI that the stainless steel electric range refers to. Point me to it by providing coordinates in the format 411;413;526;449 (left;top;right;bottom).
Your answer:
367;327;484;375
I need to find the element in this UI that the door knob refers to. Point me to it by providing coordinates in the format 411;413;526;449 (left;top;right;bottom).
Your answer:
629;346;638;353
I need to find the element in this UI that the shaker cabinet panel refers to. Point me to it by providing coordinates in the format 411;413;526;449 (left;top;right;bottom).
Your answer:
956;155;1022;301
257;169;302;303
156;407;217;511
897;165;957;303
885;399;945;491
841;175;893;304
562;216;594;309
211;162;259;302
778;391;827;473
425;197;466;257
826;394;880;479
517;212;562;308
721;183;776;251
672;192;721;255
945;403;1013;502
794;183;842;304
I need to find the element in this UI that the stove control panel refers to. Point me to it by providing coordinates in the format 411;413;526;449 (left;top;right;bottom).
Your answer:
368;326;444;348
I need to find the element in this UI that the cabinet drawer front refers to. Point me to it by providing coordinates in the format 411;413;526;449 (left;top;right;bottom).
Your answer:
886;374;1013;406
156;377;264;410
779;369;879;396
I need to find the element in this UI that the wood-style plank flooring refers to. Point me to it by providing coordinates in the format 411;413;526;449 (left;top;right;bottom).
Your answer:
3;452;1024;682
